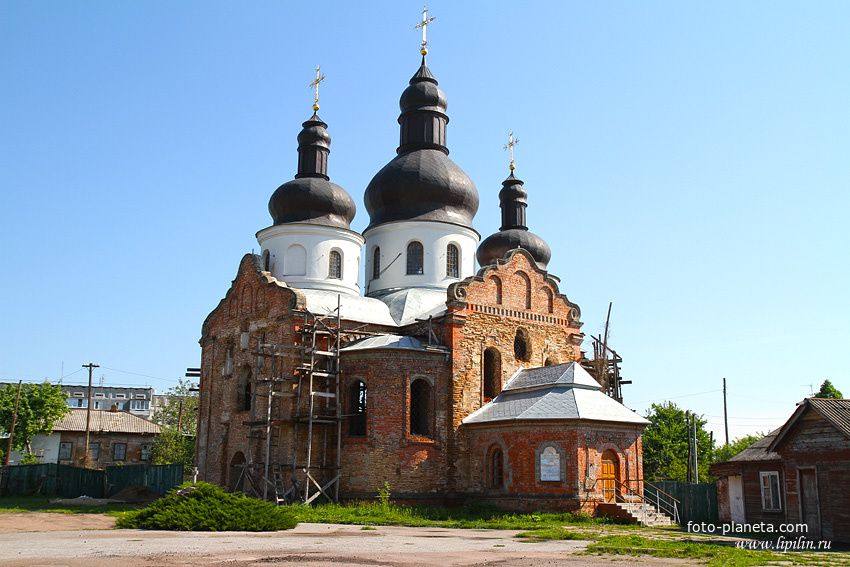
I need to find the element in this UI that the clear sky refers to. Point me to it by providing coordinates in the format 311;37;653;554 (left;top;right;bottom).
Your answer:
2;2;848;444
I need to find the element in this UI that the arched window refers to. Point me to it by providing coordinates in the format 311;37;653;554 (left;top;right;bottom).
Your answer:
262;250;270;272
514;328;531;362
407;241;424;275
446;244;459;278
483;347;501;400
488;446;504;489
516;271;531;309
348;380;367;437
544;357;557;366
410;379;431;436
372;247;381;279
328;250;342;279
544;287;554;313
490;276;502;304
237;365;252;412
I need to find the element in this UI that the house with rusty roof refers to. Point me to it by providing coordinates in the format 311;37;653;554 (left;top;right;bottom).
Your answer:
8;407;161;467
711;398;850;543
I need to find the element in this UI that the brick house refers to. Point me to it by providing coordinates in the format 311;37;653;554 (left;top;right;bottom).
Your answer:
711;398;850;542
196;50;649;513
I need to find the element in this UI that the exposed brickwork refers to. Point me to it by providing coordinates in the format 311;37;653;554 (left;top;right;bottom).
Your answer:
197;251;647;513
59;431;155;467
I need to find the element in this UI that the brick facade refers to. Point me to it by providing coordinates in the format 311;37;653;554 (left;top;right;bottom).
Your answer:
197;250;647;513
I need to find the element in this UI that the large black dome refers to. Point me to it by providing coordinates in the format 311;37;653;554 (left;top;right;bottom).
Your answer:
268;112;356;229
364;57;478;231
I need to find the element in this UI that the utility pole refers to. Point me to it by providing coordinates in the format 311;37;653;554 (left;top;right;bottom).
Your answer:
723;377;729;446
693;413;699;484
82;363;99;465
685;411;692;483
176;399;184;433
4;381;23;466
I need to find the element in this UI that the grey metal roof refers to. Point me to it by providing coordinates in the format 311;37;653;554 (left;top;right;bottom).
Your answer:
54;409;161;435
300;289;399;326
807;398;850;438
374;287;448;326
463;363;649;426
341;334;447;353
728;429;781;462
503;362;602;392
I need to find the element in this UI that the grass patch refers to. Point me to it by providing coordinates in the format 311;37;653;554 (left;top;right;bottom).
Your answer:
284;499;609;530
0;495;136;516
587;534;785;567
116;482;296;531
515;526;587;541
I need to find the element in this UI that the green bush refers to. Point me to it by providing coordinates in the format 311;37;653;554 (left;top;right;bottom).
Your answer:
116;482;297;531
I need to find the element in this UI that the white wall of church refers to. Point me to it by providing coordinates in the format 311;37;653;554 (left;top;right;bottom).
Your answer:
363;221;479;296
257;224;364;295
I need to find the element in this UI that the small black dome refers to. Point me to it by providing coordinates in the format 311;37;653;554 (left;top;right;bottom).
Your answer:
365;57;478;231
476;170;551;269
267;112;356;229
269;177;356;228
477;229;552;270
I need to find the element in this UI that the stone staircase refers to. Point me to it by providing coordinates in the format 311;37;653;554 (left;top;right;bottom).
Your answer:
613;501;676;527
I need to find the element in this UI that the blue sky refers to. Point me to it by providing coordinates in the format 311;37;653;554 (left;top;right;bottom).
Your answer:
1;2;848;443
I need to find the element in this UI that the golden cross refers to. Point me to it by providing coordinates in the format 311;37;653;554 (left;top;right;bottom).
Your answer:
504;131;519;170
414;6;435;55
310;65;325;111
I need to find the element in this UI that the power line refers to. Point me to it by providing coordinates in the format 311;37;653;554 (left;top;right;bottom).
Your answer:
632;389;722;404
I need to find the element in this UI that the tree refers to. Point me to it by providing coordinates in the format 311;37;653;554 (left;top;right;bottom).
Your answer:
814;380;843;399
152;379;199;475
642;401;713;482
0;382;70;457
154;378;198;435
713;432;765;463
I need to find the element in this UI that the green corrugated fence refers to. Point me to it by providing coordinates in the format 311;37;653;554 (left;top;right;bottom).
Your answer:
650;480;719;525
0;463;183;499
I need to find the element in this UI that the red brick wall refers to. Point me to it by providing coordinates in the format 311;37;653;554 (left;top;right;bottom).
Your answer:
59;431;156;467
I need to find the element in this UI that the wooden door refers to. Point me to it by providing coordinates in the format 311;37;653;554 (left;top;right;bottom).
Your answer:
601;451;618;503
729;475;746;523
799;469;821;539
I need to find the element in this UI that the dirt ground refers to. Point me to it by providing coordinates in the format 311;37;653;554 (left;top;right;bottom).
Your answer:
0;512;709;567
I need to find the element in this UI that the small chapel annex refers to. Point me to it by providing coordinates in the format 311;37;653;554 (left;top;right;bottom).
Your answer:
195;27;649;513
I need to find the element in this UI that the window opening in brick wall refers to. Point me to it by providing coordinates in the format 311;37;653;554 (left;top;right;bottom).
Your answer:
112;443;127;461
140;444;152;461
514;328;531;361
348;380;367;436
446;244;459;278
516;271;532;309
409;379;431;437
760;471;781;511
329;250;342;279
88;442;100;461
544;287;554;313
490;275;502;304
237;365;252;412
407;241;424;275
488;446;504;488
483;347;501;400
544;357;557;366
373;246;380;279
59;442;72;460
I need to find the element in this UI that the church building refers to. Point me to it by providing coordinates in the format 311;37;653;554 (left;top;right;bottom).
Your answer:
196;20;648;513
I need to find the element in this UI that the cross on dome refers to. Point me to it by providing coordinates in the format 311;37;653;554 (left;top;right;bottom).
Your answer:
310;65;325;111
504;131;519;171
415;6;435;55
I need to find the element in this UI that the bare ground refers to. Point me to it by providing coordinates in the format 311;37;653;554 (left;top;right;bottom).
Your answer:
0;512;702;567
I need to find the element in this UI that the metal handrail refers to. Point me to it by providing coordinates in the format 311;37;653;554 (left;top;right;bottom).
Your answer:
641;481;680;525
585;476;679;526
642;480;681;504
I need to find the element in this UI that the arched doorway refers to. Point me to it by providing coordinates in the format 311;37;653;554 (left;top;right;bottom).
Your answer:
601;450;619;503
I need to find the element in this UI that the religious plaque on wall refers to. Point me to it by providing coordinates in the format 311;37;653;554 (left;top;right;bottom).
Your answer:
540;446;560;481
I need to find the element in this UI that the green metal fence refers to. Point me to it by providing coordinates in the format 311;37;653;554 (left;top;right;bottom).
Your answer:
0;463;183;499
650;480;718;525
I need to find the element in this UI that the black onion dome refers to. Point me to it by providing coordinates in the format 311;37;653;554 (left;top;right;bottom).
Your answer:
476;171;551;269
364;57;478;230
268;112;356;229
